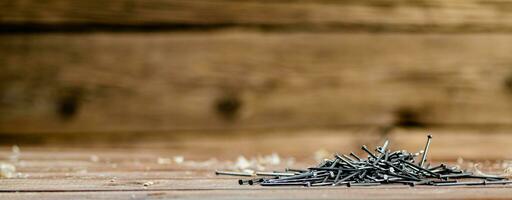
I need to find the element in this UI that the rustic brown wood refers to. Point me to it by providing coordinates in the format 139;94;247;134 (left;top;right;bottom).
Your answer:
1;128;511;161
3;188;512;200
3;0;512;32
0;130;511;199
1;32;512;132
2;1;511;198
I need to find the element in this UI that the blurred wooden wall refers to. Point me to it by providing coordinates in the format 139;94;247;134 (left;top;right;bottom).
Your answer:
1;0;512;133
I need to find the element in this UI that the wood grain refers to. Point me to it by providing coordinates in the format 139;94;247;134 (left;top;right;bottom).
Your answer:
0;128;511;160
1;1;511;198
1;32;512;132
2;188;512;200
3;0;512;32
0;130;511;199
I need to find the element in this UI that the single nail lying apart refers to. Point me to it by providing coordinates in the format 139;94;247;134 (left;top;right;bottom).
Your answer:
215;170;253;177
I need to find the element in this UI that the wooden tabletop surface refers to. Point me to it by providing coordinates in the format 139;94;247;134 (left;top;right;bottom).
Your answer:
1;129;511;199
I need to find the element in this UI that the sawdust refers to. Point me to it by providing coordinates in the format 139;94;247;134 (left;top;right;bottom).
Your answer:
1;145;26;178
157;157;172;165
455;157;512;178
504;167;512;177
0;163;16;178
227;153;294;171
173;156;185;164
142;181;154;187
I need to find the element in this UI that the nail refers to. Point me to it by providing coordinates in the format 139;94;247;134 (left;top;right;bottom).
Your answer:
256;172;296;176
377;140;389;154
342;154;357;162
311;182;334;187
308;167;367;171
269;177;324;183
273;171;315;181
400;159;440;178
260;182;309;186
464;175;507;180
428;164;446;171
329;156;340;168
384;150;390;161
431;180;457;184
384;171;421;181
419;135;432;167
335;154;357;168
333;170;342;183
409;180;433;187
321;175;329;183
215;170;253;177
350;152;362;161
440;172;473;178
484;180;512;185
334;171;360;185
348;182;381;187
285;168;308;173
434;181;486;186
362;145;378;159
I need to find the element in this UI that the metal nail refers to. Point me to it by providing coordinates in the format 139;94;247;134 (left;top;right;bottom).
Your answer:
419;135;432;167
215;170;253;177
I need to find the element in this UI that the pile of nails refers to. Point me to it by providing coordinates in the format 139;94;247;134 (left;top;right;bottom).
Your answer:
216;135;512;187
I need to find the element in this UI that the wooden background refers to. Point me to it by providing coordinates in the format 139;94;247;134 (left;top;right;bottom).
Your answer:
1;0;512;152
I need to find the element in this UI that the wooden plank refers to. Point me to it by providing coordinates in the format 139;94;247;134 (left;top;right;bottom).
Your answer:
2;188;512;200
0;171;222;180
1;177;511;192
1;128;511;164
0;179;245;191
1;32;512;132
3;0;512;32
0;129;380;159
0;157;510;193
0;129;510;199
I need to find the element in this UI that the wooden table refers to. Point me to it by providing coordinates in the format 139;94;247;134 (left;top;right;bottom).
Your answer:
1;129;511;199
